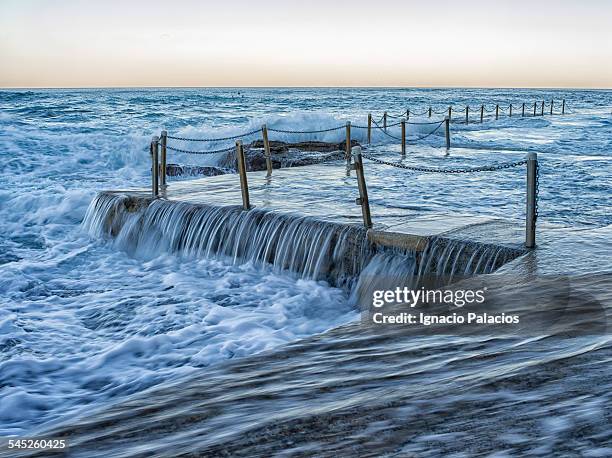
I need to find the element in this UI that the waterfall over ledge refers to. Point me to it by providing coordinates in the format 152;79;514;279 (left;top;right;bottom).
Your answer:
83;192;526;299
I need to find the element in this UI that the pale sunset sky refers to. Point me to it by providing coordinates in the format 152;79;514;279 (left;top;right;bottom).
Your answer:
1;0;611;88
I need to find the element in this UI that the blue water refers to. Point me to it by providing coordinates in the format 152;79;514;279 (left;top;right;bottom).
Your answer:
0;88;611;449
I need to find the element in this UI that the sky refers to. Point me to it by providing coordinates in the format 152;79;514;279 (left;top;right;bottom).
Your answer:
1;0;611;88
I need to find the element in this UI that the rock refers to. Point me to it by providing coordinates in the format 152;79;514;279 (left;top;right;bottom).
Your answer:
166;164;227;177
168;140;361;177
248;139;360;154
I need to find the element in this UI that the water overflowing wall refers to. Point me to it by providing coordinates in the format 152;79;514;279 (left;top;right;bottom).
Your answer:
350;237;524;304
84;192;525;297
419;236;521;278
84;192;374;289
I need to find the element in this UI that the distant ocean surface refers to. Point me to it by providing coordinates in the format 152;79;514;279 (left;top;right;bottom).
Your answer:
0;88;611;448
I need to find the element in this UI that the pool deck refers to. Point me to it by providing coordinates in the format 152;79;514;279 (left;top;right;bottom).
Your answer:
108;158;528;255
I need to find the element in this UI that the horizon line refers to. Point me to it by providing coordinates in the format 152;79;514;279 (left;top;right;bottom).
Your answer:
1;85;611;91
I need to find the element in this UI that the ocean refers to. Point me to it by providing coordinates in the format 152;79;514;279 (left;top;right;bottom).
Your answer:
0;88;611;455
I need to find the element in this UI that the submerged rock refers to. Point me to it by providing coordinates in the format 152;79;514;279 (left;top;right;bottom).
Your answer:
166;163;227;177
248;139;359;154
173;140;361;176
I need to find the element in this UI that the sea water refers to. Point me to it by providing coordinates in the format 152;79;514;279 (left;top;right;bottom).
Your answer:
0;88;611;441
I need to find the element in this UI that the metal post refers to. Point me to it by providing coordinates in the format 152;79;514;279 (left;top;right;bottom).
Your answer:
465;106;469;124
401;120;406;157
345;121;351;165
550;99;553;115
428;106;432;118
151;136;159;197
406;109;410;120
236;141;250;210
444;116;450;149
562;99;565;115
367;114;372;144
383;112;387;131
480;105;484;123
261;124;272;177
525;152;538;249
448;106;452;120
509;104;513;117
541;101;545;116
522;102;525;117
352;146;372;229
533;102;537;116
495;104;499;120
160;130;167;188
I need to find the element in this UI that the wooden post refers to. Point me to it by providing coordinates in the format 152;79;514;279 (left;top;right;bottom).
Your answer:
151;136;159;198
352;146;372;229
525;152;538;248
448;106;452;121
406;109;410;120
345;121;351;165
522;102;525;117
562;99;565;115
367;114;372;144
428;107;432;118
465;106;469;124
509;104;513;117
401;120;406;156
480;105;484;123
495;104;499;120
444;116;450;149
236;141;250;210
383;112;387;131
541;101;545;116
533;102;537;116
160;130;167;188
261;124;272;177
550;99;553;115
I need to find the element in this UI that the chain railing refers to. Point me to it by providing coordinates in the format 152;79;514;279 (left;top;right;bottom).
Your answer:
357;150;539;248
160;98;568;162
149;99;553;248
361;153;527;173
162;98;567;152
165;144;236;155
158;112;451;174
371;118;446;144
378;98;568;124
267;125;345;134
150;132;540;248
166;129;261;142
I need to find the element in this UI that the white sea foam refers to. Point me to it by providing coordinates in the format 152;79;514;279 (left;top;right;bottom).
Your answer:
1;88;610;437
0;244;356;434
